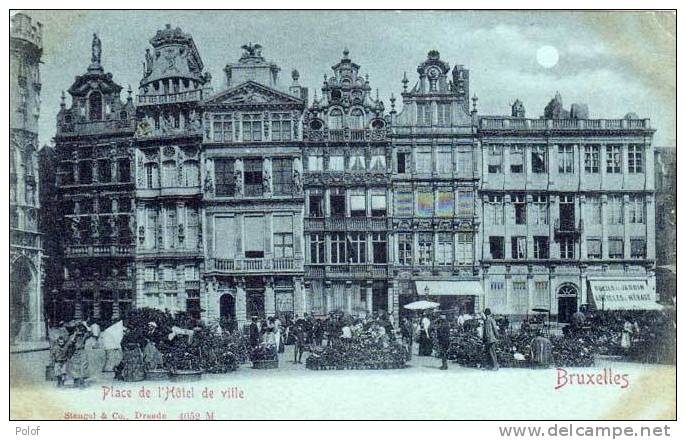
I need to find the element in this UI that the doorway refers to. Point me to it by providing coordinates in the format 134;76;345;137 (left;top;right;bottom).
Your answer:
219;293;236;320
557;284;578;323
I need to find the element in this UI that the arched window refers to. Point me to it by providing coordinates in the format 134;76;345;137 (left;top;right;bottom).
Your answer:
350;108;364;129
329;108;343;129
144;162;159;189
182;160;200;187
88;92;103;121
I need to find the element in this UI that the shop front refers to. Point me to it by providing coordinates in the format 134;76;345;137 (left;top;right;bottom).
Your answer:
587;278;661;311
407;280;482;317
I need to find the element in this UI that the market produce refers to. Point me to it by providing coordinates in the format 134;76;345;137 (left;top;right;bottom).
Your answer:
306;333;407;370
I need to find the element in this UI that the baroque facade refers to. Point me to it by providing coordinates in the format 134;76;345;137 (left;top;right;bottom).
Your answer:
48;28;659;327
303;50;392;319
54;34;137;322
389;51;481;319
133;25;211;319
203;44;307;327
10;13;45;343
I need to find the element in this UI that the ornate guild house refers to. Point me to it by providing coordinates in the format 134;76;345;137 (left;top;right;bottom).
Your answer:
45;26;660;327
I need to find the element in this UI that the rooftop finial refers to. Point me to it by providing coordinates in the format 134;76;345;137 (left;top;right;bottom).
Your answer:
343;47;349;58
292;69;300;82
60;90;66;108
471;94;478;113
402;72;409;91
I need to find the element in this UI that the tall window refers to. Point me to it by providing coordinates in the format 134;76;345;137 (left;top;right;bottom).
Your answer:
88;92;103;121
512;236;527;259
145;163;159;189
370;154;386;171
397;152;410;173
98;160;111;183
330;188;345;217
416;103;431;126
181;161;199;187
348;232;366;263
531;146;547;173
416;191;433;217
118;159;131;182
350;190;366;217
394;190;413;217
308;191;324;218
165;206;177;249
457;190;474;217
532;195;548;225
372;232;387;263
608;237;624;259
436;233;453;266
329;155;345;171
185;209;199;250
533;236;549;259
272;158;294;195
584;145;600;173
274;217;294;259
244;215;265;258
628;145;643;173
330;232;346;263
271;113;292;141
560;237;575;260
488;195;504;225
242;114;262;142
371;193;387;217
350;109;364;129
437;150;452;174
436;191;454;217
310;233;325;263
586;196;602;224
513;194;527;225
630;238;646;259
510;146;524;173
587;238;602;259
418;232;433;265
329;109;343;129
243;158;263;197
606;145;622;173
489;236;504;259
308;154;324;171
398;233;413;265
457;149;473;175
78;161;92;184
558;145;574;173
607;195;624;225
349;153;366;171
456;232;473;264
214;159;235;197
212;115;233;142
488;146;502;174
627;195;645;223
415;151;432;173
437;103;451;126
162;161;176;187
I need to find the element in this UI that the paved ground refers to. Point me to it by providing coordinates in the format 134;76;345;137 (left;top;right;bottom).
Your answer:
10;345;676;420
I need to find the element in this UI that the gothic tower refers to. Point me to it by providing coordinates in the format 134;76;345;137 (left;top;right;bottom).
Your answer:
10;13;45;344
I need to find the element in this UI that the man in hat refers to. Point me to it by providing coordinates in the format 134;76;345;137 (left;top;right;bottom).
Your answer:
436;314;451;370
50;335;69;387
293;322;306;364
482;308;499;371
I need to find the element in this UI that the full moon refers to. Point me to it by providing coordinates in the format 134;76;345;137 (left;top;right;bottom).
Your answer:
536;45;559;68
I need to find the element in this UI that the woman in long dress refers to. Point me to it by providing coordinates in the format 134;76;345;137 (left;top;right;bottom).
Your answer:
66;322;91;388
114;328;146;382
621;320;634;354
418;314;433;356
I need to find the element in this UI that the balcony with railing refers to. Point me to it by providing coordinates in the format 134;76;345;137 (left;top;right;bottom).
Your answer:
210;257;304;273
57;118;136;137
554;218;583;240
478;117;651;131
304;217;389;231
137;89;204;106
303;127;389;143
65;244;134;257
305;264;388;279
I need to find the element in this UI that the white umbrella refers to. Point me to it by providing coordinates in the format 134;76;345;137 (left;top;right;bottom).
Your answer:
100;320;124;350
403;300;440;310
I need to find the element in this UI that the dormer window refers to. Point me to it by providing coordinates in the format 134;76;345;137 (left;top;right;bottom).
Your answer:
329;109;343;129
331;89;342;101
88;91;103;121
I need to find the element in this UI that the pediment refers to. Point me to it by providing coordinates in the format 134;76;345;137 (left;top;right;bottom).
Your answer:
205;81;303;107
